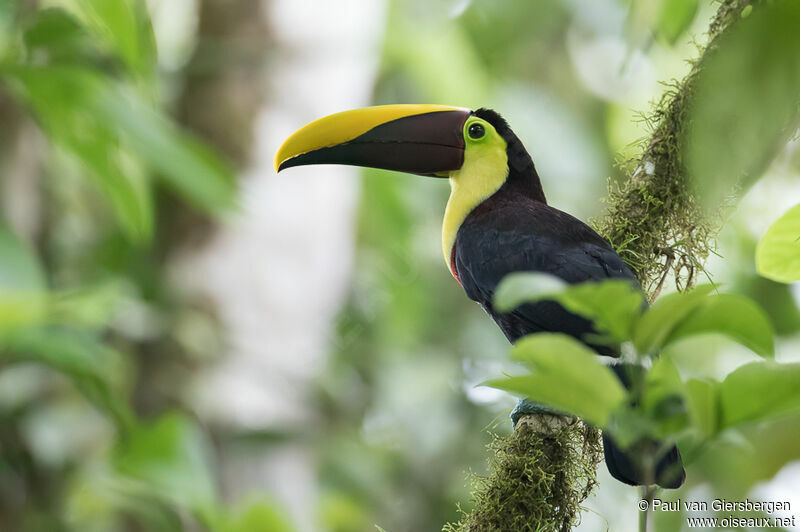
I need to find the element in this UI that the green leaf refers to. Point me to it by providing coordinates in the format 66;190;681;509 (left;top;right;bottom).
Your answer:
686;1;800;208
657;0;699;45
0;224;47;330
685;379;718;437
65;466;183;531
756;203;800;283
494;273;644;344
0;226;45;292
114;413;217;511
605;407;658;449
633;284;714;355
22;8;97;63
64;0;157;77
696;413;800;493
493;272;567;311
644;356;683;406
1;326;131;426
0;1;15;59
484;333;626;426
7;65;236;237
734;274;800;335
49;280;127;330
7;66;154;240
558;280;644;344
3;327;122;384
641;357;689;437
93;84;236;216
720;361;800;429
666;293;774;358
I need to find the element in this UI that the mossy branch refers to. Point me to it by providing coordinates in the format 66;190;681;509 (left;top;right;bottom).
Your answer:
595;0;756;299
445;1;754;530
444;418;602;532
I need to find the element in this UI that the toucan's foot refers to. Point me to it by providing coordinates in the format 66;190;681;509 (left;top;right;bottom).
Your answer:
511;398;572;427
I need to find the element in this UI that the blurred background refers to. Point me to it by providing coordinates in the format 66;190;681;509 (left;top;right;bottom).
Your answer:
1;0;799;531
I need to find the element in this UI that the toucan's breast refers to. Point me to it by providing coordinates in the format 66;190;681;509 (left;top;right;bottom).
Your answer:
450;183;638;351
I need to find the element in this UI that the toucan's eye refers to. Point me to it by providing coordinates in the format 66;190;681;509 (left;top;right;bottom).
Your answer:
468;123;485;140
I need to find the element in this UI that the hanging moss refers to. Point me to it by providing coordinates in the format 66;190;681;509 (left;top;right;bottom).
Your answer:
443;418;602;532
594;0;756;298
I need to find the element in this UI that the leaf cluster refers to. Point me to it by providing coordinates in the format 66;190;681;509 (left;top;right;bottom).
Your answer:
488;273;794;490
1;1;236;241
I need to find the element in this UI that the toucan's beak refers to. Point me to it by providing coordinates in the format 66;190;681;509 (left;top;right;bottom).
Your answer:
274;104;471;176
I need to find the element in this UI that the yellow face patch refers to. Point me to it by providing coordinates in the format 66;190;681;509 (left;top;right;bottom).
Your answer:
441;116;509;265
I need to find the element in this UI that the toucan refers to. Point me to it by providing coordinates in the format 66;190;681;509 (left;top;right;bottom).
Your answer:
274;104;685;489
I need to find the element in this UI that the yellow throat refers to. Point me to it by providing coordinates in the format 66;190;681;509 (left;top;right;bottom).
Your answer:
441;138;509;265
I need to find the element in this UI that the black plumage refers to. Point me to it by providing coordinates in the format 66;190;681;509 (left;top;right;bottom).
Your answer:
452;109;685;489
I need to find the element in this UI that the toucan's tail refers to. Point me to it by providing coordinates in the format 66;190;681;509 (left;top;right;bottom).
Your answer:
605;362;686;489
602;433;685;489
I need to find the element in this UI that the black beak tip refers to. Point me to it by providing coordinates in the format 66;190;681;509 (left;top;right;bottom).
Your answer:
276;158;299;173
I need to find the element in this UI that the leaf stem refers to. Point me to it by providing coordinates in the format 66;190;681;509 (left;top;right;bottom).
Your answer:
639;485;655;532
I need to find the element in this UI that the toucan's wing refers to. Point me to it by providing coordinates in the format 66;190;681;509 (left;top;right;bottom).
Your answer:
453;201;638;352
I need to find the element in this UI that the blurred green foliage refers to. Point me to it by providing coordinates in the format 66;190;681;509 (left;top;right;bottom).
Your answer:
5;3;234;240
757;203;800;283
0;2;287;531
0;0;798;531
657;0;699;45
686;0;800;209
